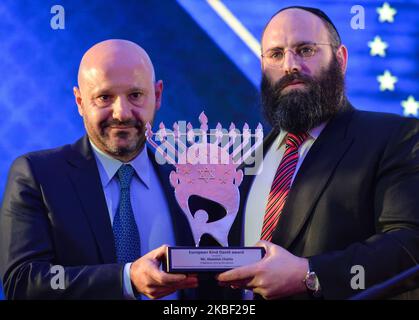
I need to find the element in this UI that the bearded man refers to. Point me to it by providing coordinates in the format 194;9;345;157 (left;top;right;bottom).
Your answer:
217;6;419;300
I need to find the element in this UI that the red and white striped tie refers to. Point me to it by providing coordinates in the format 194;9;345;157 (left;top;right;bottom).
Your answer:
260;132;309;241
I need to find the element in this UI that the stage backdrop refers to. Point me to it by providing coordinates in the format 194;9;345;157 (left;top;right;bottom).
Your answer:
0;0;418;299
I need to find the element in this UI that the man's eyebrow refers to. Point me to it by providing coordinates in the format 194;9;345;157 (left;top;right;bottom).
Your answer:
266;41;316;51
127;87;145;92
92;89;112;96
91;87;146;96
293;40;317;47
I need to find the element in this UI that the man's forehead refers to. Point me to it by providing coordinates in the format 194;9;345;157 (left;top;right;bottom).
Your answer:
86;57;151;77
78;40;156;88
80;60;153;90
262;9;329;47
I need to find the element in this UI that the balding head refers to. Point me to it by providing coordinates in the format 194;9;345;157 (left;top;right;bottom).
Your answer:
77;39;156;91
73;39;163;162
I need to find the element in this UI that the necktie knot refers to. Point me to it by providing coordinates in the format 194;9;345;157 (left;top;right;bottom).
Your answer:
285;132;309;149
117;164;135;189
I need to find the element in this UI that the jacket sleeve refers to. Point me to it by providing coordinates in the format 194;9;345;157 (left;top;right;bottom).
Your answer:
310;118;419;299
0;156;125;300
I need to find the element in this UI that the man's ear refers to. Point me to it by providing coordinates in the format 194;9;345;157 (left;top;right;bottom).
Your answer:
73;86;84;117
154;80;163;111
335;44;348;74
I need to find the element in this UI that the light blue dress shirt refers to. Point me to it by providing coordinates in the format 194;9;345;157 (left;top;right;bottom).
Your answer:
90;141;178;300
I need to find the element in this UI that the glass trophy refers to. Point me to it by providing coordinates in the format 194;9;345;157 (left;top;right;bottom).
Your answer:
146;112;264;272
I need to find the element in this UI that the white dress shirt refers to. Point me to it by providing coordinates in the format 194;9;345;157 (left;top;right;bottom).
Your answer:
244;123;327;246
90;141;178;300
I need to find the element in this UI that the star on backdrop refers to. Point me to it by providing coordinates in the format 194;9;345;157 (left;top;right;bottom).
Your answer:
368;2;417;116
401;96;419;117
377;2;397;23
377;70;398;92
368;36;388;57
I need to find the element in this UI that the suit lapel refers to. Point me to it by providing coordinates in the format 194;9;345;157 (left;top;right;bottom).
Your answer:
271;107;356;249
66;136;116;263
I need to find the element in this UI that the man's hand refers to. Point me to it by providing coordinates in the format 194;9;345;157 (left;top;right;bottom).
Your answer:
216;241;308;300
130;244;198;299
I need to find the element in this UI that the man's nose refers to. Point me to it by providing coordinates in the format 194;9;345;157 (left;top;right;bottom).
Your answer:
282;50;302;75
112;97;133;122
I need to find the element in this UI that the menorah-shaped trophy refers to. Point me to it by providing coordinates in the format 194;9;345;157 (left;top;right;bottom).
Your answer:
146;112;265;273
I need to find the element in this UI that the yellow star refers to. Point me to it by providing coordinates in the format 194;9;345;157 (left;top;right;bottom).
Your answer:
377;2;397;23
401;96;419;117
368;36;388;57
377;70;398;91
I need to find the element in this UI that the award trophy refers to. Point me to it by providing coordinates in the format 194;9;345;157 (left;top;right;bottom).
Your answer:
146;112;264;273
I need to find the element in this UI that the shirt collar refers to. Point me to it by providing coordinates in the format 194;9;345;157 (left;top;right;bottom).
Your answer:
90;140;150;189
276;121;328;150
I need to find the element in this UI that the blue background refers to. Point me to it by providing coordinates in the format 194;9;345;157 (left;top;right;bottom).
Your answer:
0;0;418;299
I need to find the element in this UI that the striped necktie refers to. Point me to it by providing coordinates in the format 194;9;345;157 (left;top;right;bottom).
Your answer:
261;132;309;241
113;164;141;263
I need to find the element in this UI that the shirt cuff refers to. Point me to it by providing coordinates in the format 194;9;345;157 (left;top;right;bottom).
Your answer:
123;263;136;300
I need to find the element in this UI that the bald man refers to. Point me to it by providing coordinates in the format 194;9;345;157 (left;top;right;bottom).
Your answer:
0;40;198;299
218;7;419;299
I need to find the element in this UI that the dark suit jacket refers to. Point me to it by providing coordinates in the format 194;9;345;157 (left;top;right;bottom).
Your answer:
229;104;419;299
0;135;195;299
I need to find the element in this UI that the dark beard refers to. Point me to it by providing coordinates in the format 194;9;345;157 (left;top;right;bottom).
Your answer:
261;56;345;134
99;119;145;157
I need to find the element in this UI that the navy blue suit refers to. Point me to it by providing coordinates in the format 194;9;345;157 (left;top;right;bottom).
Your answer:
0;136;194;299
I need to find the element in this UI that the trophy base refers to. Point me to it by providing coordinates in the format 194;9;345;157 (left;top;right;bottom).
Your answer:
166;246;265;273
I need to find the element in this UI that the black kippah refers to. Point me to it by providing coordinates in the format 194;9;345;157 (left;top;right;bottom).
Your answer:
276;6;341;42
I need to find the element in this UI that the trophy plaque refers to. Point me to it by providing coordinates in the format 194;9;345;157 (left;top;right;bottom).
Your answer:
146;112;264;272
